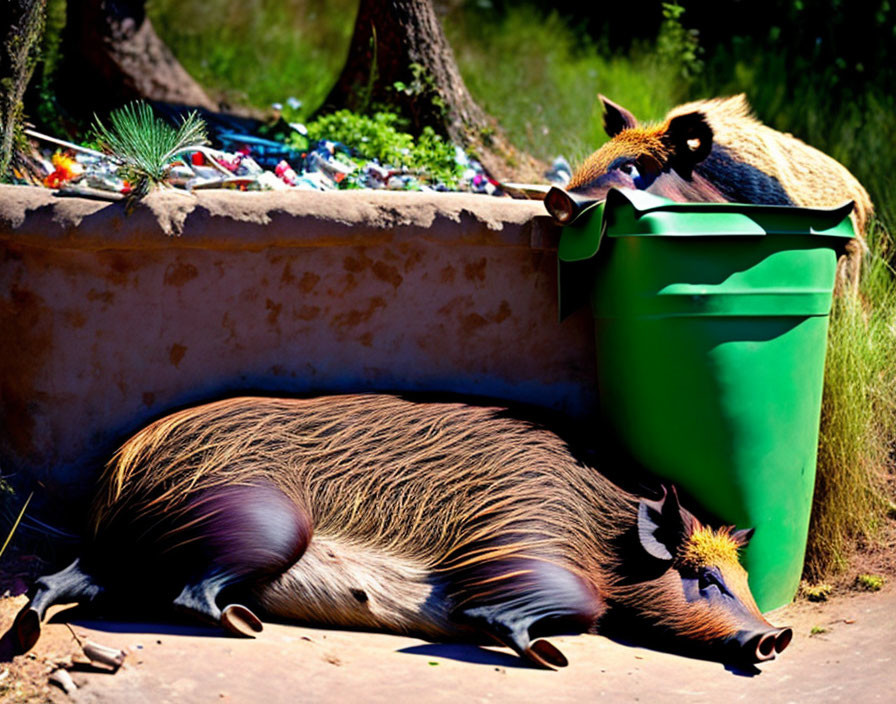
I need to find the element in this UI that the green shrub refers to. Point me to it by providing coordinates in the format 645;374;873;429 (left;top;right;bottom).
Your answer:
300;110;462;188
656;2;703;82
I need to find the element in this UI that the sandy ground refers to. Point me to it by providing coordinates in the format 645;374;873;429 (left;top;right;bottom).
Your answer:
0;581;892;704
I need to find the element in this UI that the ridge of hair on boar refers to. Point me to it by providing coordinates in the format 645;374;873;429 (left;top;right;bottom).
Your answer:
677;526;743;570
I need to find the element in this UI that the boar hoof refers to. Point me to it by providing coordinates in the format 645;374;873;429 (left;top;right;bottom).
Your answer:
525;639;568;669
12;606;41;655
221;604;263;638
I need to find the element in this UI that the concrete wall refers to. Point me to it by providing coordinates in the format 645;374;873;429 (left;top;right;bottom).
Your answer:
0;185;597;511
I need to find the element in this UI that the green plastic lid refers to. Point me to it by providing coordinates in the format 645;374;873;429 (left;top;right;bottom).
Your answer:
558;188;856;263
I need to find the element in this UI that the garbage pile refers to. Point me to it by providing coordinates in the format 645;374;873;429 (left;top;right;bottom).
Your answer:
20;108;564;199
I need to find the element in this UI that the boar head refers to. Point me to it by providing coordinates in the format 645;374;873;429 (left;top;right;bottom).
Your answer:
545;96;724;223
608;486;792;664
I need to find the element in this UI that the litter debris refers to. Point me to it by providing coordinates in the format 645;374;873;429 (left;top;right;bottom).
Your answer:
43;153;83;189
82;640;127;670
48;668;78;695
545;156;572;187
21;103;568;199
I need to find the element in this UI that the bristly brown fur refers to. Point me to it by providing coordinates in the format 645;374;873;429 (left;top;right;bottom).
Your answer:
86;394;776;651
93;395;636;593
567;127;670;191
669;95;873;235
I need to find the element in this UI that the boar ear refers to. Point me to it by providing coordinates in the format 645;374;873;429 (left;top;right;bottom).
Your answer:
637;485;695;561
665;111;713;178
731;527;755;548
599;94;638;137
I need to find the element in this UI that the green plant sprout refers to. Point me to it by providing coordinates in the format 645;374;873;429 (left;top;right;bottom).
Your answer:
801;582;832;602
856;574;884;591
92;100;209;198
393;63;446;117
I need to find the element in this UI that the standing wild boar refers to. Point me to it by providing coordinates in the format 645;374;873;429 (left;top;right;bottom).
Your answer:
546;95;872;277
12;395;791;667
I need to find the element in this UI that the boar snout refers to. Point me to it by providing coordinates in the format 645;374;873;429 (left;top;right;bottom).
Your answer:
732;626;793;662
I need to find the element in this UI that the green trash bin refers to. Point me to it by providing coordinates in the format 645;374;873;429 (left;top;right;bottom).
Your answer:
555;188;855;612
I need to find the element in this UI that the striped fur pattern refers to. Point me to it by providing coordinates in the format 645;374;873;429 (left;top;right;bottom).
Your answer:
84;394;776;658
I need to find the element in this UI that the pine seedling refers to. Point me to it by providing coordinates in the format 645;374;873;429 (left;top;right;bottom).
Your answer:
92;100;209;199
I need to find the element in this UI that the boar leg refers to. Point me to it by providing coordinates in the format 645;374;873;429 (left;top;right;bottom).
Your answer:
459;604;569;669
167;482;312;638
451;559;603;669
172;572;263;638
12;558;105;654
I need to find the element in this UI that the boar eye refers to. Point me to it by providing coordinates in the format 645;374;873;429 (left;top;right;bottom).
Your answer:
619;162;641;179
698;567;724;592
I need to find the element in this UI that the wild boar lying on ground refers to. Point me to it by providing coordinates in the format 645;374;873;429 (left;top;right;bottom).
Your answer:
547;95;872;282
11;395;791;668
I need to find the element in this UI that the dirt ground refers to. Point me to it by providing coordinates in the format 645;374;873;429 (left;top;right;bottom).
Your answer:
0;574;892;704
2;511;893;704
1;491;893;703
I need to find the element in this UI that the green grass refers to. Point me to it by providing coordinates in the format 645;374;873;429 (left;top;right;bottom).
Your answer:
146;0;357;117
806;224;896;581
445;6;685;165
0;491;32;560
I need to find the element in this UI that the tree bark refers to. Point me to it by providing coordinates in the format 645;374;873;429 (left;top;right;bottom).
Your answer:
56;0;215;116
320;0;543;182
1;0;45;179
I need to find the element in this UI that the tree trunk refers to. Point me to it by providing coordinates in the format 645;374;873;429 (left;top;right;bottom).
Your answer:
320;0;543;182
1;0;46;179
56;0;214;116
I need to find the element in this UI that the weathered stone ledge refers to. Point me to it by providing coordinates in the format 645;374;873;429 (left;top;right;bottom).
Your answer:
0;185;594;514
